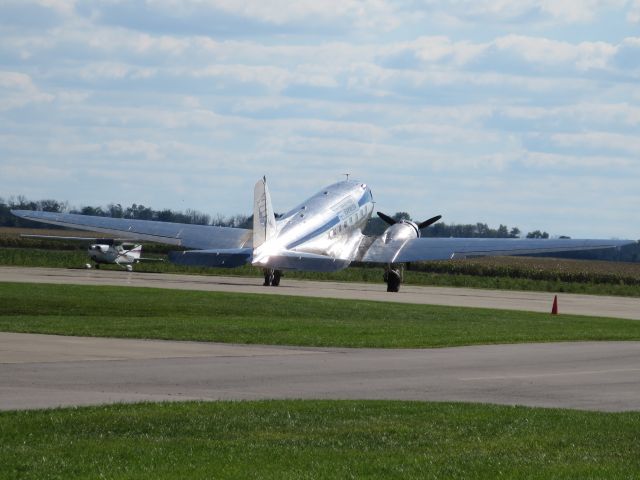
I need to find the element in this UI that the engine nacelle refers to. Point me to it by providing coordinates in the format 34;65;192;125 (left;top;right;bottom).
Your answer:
381;220;420;244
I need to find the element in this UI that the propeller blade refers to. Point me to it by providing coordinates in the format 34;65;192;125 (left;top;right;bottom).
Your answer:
418;215;442;230
377;211;397;225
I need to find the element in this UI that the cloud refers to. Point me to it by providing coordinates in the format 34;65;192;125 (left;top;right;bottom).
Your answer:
375;34;629;90
0;71;54;111
76;0;399;37
404;0;631;26
0;0;71;30
549;131;640;156
490;35;616;71
613;37;640;71
628;0;640;22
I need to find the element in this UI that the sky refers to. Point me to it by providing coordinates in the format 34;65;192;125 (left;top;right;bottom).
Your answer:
1;0;639;238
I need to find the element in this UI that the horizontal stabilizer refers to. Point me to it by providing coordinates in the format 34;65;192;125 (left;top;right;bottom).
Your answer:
168;248;252;268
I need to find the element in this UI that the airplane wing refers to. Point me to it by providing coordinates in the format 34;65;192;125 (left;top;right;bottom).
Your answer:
11;210;252;250
361;237;636;263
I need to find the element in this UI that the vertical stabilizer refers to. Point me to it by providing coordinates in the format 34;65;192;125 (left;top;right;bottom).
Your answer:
253;176;276;248
129;244;142;260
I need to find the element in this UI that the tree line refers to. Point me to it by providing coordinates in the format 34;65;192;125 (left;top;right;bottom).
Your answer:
0;196;554;238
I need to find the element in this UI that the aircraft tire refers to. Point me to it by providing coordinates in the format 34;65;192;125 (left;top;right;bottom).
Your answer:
263;269;274;286
386;269;401;293
272;270;282;287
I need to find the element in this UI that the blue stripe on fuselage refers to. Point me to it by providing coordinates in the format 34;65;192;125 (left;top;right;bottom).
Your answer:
286;215;341;250
286;190;371;250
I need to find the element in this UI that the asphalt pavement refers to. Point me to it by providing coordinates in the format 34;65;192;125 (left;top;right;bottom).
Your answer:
1;333;639;412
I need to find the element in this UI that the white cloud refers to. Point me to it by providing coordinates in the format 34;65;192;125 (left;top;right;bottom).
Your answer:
550;131;640;156
35;0;77;15
499;102;640;127
412;0;630;25
0;71;54;110
521;150;636;170
0;71;34;90
208;0;399;29
628;0;640;22
492;35;617;70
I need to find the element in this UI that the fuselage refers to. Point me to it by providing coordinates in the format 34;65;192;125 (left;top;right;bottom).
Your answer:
252;180;374;268
88;244;142;265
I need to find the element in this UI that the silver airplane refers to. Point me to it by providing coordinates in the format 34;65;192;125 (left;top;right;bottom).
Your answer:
21;234;158;271
12;178;635;291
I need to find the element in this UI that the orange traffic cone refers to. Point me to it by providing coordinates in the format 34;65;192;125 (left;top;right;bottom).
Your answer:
551;295;558;315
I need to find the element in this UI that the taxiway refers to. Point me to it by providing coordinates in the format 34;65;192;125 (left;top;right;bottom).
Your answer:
1;333;639;412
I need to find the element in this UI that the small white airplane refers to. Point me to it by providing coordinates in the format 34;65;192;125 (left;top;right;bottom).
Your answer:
21;234;157;271
12;178;635;291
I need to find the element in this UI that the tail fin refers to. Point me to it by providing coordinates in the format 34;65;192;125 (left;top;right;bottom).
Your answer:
253;176;276;248
126;244;142;259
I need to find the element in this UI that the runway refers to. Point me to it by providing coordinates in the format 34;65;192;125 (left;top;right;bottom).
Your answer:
1;333;639;412
1;266;639;319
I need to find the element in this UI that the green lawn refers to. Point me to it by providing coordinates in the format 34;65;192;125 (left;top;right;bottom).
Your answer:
1;282;639;348
1;400;639;479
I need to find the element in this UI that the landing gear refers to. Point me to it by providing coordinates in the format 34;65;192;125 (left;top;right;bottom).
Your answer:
383;265;403;292
263;269;282;287
95;263;100;269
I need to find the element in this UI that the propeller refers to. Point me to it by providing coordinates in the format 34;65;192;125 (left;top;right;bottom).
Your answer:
376;211;397;226
377;212;442;230
417;215;442;229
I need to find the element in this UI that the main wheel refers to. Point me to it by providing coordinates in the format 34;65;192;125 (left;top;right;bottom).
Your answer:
263;269;274;286
386;269;401;292
272;270;282;287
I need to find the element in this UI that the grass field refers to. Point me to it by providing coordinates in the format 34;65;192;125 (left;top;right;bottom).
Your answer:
1;400;639;479
1;282;639;348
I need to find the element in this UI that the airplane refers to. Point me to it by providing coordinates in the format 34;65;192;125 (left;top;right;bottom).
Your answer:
20;234;160;271
12;177;636;291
